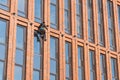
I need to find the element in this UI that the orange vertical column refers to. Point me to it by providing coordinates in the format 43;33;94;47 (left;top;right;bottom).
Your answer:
59;0;64;80
82;0;89;79
43;0;49;80
71;0;76;80
11;0;18;79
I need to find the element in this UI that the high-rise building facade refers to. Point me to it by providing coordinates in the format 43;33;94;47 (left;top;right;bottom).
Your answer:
0;0;120;80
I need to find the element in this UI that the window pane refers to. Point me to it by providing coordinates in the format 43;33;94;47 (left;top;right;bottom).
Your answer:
18;0;27;17
16;26;25;49
66;64;70;78
34;0;42;22
50;60;56;74
34;36;40;54
78;68;83;80
15;25;26;80
87;0;94;43
107;0;115;50
50;4;57;29
15;49;24;65
118;6;120;32
78;46;83;66
33;34;42;80
100;54;106;80
111;58;118;80
89;50;95;80
65;42;71;79
0;45;5;60
0;62;4;80
50;37;58;79
65;43;69;62
0;0;7;4
0;20;7;44
50;75;56;80
0;0;9;10
78;46;84;80
34;55;40;69
64;0;69;9
50;37;56;59
97;0;104;46
14;66;22;80
64;11;70;34
64;0;70;34
33;71;40;80
51;0;56;4
90;71;95;80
